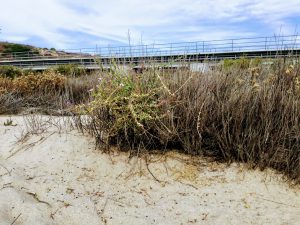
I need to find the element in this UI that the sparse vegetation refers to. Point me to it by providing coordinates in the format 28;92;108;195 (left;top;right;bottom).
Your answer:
3;118;16;126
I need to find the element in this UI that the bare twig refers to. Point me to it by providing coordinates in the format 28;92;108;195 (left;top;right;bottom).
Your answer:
256;197;299;208
145;156;163;183
100;197;109;225
176;180;198;190
0;164;11;176
26;192;52;207
10;213;22;225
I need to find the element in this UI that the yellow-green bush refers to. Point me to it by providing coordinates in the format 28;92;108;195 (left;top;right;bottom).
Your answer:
0;70;96;114
0;65;23;78
54;64;86;77
223;58;262;70
12;71;66;95
82;67;168;147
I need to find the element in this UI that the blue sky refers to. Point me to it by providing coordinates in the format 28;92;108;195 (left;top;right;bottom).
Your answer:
0;0;300;50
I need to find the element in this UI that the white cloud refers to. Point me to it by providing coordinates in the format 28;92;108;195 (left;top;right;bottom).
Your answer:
0;0;299;49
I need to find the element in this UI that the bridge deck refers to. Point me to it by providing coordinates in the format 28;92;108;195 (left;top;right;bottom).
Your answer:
1;35;300;70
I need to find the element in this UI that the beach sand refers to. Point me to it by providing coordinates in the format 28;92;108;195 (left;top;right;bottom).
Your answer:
0;115;300;225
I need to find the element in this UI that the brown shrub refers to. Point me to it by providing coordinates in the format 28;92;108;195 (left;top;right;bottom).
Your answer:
13;71;66;95
79;58;300;183
0;70;94;114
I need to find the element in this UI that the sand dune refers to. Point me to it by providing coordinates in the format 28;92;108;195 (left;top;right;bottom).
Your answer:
0;116;300;225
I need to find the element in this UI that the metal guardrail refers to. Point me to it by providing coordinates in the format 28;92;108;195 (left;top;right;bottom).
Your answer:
1;35;300;62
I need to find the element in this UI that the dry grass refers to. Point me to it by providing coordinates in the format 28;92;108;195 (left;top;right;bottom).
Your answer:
76;58;300;183
0;70;96;114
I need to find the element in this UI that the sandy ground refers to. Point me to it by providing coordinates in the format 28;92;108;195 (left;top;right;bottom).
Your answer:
0;115;300;225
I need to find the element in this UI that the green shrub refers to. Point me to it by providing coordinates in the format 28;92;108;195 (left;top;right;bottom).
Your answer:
1;43;33;53
223;58;255;69
54;64;86;77
250;58;262;67
0;66;23;78
80;67;165;148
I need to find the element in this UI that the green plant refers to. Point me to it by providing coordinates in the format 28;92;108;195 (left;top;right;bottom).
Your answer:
54;64;86;77
82;65;166;148
3;118;16;126
223;58;252;69
1;43;32;53
0;66;23;78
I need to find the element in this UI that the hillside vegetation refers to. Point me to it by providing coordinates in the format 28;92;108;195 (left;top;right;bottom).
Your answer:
0;42;77;58
0;42;34;53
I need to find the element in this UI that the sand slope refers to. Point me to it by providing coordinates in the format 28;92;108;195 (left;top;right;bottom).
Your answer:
0;116;300;225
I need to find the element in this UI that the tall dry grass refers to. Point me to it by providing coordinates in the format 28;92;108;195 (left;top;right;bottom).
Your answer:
76;58;300;183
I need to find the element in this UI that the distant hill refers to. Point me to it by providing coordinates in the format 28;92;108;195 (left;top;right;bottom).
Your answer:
0;42;85;58
0;42;35;54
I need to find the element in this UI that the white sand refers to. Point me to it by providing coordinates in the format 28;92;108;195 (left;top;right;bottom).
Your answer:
0;115;300;225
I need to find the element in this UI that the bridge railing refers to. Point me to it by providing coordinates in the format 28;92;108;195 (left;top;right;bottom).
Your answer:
0;35;299;61
3;51;299;70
